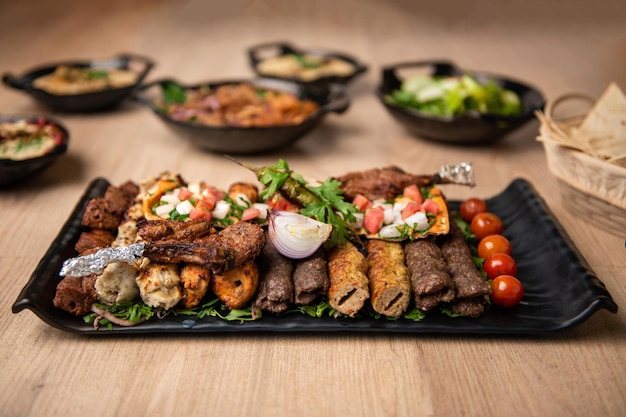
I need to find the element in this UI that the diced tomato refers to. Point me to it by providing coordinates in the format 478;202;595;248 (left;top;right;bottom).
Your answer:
241;207;261;222
178;188;193;200
189;208;212;221
268;194;300;212
202;186;225;202
352;194;372;211
422;198;440;214
403;184;423;204
363;207;385;234
195;198;216;211
401;201;422;220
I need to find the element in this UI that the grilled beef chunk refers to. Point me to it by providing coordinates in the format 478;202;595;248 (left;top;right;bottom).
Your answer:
53;275;98;316
74;229;116;255
81;183;139;230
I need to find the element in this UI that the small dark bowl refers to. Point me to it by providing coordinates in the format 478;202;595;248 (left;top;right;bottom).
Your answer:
2;53;155;112
0;114;69;187
134;77;350;154
377;60;546;144
248;41;368;89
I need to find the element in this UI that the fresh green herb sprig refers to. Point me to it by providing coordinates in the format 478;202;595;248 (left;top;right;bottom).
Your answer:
162;81;187;106
239;158;361;249
228;158;359;248
176;297;259;322
83;302;154;330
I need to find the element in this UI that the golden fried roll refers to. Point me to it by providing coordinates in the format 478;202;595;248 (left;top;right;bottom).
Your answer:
211;260;259;310
180;264;211;309
366;240;411;317
328;241;370;317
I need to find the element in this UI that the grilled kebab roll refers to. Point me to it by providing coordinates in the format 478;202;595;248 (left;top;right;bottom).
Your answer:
366;240;411;317
328;241;370;317
404;236;455;311
254;236;294;313
440;223;491;317
293;248;329;306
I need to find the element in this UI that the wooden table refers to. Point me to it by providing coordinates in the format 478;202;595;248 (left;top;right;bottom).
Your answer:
1;1;625;416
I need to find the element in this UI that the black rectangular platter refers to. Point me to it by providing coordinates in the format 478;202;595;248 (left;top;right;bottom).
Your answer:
12;177;618;335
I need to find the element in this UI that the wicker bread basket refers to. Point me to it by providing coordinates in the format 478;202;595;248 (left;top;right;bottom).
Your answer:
536;93;626;237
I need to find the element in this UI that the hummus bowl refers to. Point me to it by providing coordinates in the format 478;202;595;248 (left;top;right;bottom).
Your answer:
0;114;69;187
2;53;154;112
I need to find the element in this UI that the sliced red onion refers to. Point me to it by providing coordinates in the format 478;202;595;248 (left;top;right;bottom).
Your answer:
267;210;332;259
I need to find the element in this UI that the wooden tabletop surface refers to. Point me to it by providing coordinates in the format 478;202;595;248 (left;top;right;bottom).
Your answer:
1;1;625;416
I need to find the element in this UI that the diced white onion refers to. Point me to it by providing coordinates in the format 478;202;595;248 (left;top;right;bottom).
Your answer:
378;224;403;239
383;207;395;224
176;200;194;215
349;212;364;229
155;203;174;218
404;211;429;231
234;193;251;207
252;203;270;219
268;210;332;259
187;182;201;195
160;193;180;205
212;200;231;219
393;200;409;212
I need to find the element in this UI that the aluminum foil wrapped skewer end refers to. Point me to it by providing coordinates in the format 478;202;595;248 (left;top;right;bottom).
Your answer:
59;242;146;277
434;162;475;187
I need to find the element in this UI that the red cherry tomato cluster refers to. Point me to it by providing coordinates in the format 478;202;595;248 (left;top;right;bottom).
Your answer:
459;197;524;308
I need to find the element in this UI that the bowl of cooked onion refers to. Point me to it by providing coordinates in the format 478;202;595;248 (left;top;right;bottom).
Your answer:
248;41;368;88
0;114;69;187
2;53;155;112
133;77;351;154
377;60;545;144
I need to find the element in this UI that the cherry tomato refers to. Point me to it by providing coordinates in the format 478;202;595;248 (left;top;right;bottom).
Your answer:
459;198;488;222
470;212;504;240
477;234;512;259
491;275;524;308
483;253;518;279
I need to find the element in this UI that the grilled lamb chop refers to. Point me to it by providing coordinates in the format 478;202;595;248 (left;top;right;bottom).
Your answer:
143;221;265;275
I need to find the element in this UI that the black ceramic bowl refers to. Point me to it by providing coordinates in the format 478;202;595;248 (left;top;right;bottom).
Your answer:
0;114;69;187
248;41;368;89
2;53;155;112
377;60;546;144
134;77;350;154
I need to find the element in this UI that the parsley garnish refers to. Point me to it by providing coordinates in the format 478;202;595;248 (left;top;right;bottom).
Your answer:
234;158;360;249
